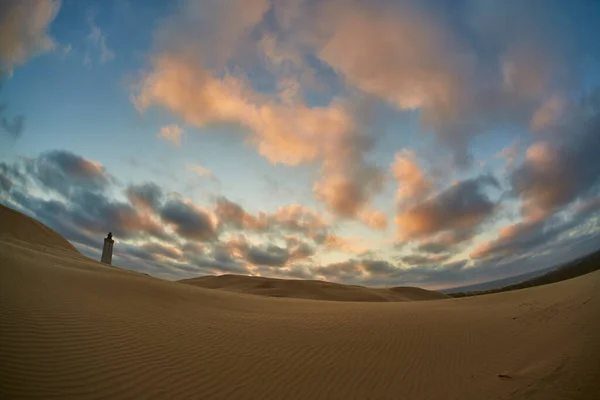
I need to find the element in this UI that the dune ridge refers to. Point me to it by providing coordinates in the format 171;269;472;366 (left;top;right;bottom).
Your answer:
0;204;78;252
179;274;449;302
1;204;599;399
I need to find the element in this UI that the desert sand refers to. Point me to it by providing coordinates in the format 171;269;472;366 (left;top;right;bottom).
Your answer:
1;204;599;399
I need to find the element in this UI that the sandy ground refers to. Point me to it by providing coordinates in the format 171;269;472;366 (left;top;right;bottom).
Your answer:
1;204;599;399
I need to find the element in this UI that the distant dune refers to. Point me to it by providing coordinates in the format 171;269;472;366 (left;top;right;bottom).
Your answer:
442;266;556;294
1;203;599;399
179;274;449;302
451;249;600;298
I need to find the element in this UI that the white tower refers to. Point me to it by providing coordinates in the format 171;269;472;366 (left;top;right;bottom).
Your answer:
101;232;114;265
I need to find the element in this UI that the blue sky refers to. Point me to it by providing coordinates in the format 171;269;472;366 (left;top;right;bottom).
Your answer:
1;0;599;289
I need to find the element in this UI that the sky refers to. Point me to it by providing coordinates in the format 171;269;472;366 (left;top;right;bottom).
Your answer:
1;0;599;290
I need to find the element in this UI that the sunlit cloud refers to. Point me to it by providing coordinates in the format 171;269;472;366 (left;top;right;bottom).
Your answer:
0;0;60;75
2;0;599;288
158;124;184;146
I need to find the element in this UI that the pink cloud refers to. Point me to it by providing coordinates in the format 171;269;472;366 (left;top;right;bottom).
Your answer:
158;124;184;146
530;94;566;132
0;0;60;74
391;149;432;203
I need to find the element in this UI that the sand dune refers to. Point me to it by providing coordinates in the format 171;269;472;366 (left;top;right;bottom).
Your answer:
0;204;77;252
1;205;599;399
180;274;449;302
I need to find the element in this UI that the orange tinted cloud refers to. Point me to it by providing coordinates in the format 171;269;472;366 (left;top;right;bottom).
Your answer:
133;0;386;224
317;0;464;111
134;54;384;219
391;149;432;203
530;94;565;132
134;55;351;166
358;209;388;230
158;124;184;146
0;0;60;74
313;162;385;219
322;233;369;254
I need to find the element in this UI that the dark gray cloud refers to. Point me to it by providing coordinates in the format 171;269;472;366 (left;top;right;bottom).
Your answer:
0;104;24;140
187;244;250;275
471;208;599;262
396;174;499;241
126;182;164;211
25;150;110;198
361;259;398;276
0;161;26;194
417;242;449;254
246;244;289;267
472;89;600;263
510;91;600;219
69;190;168;241
160;198;216;241
399;253;451;267
289;242;315;260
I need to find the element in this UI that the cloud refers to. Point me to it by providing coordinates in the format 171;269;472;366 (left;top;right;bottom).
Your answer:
133;0;385;223
3;143;597;287
313;163;385;218
86;15;115;64
131;0;588;229
496;140;521;169
0;0;60;75
416;230;474;255
141;242;182;261
0;161;26;196
312;0;584;167
391;149;432;203
395;175;499;242
214;196;270;231
510;93;600;222
319;233;369;254
125;182;163;211
0;104;25;139
160;197;217;241
313;0;477;166
187;163;210;177
134;55;349;165
317;1;467;111
271;204;329;235
158;124;184;146
469;208;599;263
7;181;168;245
245;243;290;267
530;94;566;133
358;209;388;230
573;197;600;219
26;150;110;197
215;197;329;238
70;190;168;241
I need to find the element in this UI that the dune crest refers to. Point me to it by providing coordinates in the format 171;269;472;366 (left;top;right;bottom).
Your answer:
179;274;449;302
0;204;78;252
1;204;599;399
